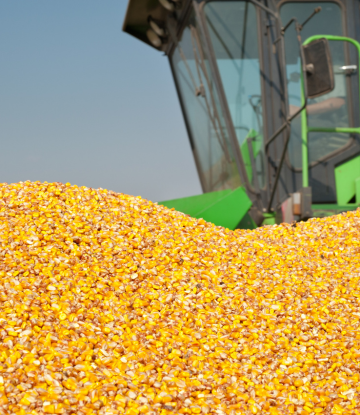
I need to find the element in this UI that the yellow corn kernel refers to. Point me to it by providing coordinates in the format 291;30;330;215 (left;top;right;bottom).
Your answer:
0;181;359;414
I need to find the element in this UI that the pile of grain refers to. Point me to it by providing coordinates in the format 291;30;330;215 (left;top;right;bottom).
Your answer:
0;181;359;415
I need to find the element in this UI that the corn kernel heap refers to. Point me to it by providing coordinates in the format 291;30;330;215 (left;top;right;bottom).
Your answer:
0;182;360;415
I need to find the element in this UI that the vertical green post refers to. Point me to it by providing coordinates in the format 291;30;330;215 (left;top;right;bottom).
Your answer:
300;74;309;188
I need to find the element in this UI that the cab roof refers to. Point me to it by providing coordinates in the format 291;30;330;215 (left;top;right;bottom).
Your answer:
122;0;169;49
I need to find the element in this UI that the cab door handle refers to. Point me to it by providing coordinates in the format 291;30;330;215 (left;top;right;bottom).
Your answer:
339;65;357;75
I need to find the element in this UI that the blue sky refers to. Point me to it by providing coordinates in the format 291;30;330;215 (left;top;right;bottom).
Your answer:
0;0;202;202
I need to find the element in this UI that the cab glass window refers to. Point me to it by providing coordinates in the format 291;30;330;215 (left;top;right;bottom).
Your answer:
170;12;242;192
204;1;265;189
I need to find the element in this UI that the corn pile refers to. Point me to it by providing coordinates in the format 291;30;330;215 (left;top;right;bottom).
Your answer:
0;181;360;415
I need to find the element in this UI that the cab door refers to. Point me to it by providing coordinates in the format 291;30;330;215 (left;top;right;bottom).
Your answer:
280;0;360;204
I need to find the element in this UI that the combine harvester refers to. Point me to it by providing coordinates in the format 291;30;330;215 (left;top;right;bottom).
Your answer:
123;0;360;230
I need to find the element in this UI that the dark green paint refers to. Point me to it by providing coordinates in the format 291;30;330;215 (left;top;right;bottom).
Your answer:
237;212;257;230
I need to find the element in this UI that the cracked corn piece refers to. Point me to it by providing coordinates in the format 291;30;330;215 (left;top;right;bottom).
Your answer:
0;182;360;415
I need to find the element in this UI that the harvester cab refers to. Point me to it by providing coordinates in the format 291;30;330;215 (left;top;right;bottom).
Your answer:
123;0;360;230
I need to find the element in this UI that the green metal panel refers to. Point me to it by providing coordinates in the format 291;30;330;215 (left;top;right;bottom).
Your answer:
159;187;252;230
334;155;360;205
